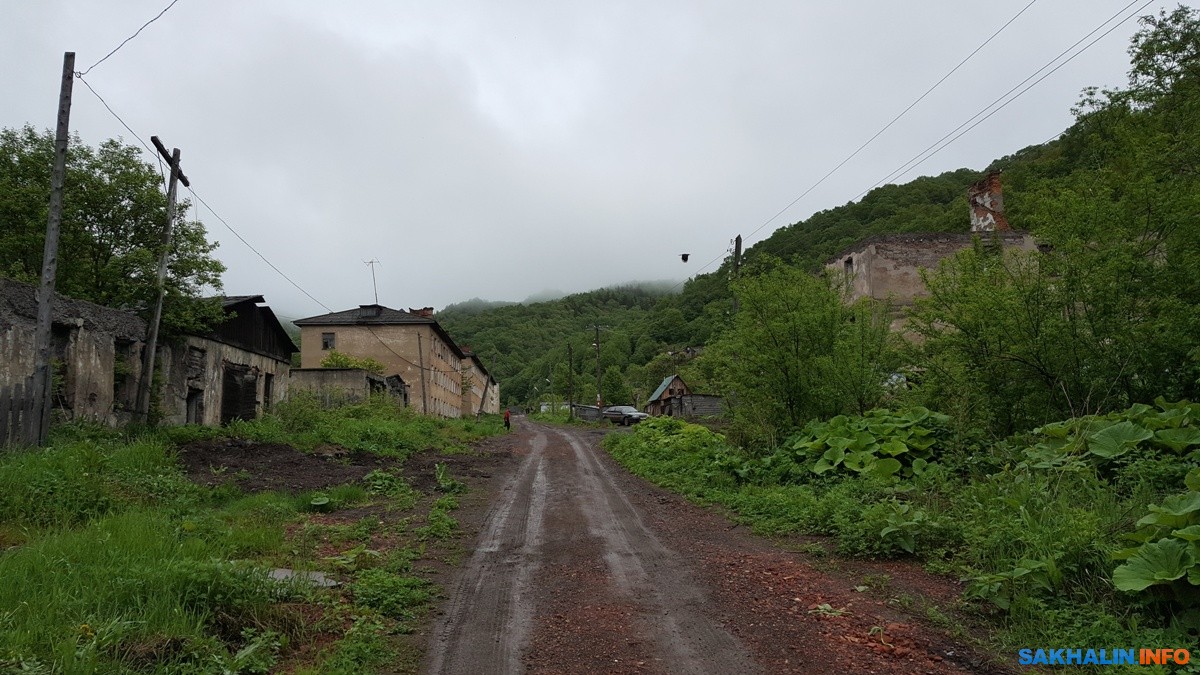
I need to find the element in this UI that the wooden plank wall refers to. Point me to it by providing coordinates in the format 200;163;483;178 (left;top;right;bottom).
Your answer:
0;377;39;447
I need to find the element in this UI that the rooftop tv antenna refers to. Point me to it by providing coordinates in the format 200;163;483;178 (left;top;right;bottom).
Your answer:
364;258;381;304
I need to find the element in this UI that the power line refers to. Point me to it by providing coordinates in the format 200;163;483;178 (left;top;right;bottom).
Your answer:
680;0;1154;288
669;0;1042;291
73;73;335;315
73;66;478;389
855;0;1153;198
186;186;334;313
74;74;170;192
74;75;158;158
743;0;1041;245
80;0;184;76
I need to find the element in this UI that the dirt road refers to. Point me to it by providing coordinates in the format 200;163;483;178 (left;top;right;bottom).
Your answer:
425;420;998;674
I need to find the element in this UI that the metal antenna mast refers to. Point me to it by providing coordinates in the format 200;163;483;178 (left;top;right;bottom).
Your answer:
364;259;381;304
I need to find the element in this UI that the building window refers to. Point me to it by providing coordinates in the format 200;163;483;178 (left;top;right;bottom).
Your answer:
321;332;336;350
263;373;274;411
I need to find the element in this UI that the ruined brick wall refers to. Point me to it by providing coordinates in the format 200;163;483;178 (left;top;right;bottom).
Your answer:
825;232;1038;306
969;172;1010;232
0;278;145;424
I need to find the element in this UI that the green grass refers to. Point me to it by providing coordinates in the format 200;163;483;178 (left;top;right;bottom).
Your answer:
0;398;505;673
209;394;506;457
0;508;298;673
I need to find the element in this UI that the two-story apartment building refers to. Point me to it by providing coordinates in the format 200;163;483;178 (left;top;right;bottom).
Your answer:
294;304;497;418
460;349;500;416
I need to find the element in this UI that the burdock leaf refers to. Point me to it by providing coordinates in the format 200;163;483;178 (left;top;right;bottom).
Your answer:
1112;538;1194;592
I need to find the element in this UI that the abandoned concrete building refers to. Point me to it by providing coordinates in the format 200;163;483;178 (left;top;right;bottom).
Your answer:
460;349;501;417
824;172;1039;308
157;295;297;426
0;277;146;426
1;280;297;431
290;367;408;406
294;304;499;419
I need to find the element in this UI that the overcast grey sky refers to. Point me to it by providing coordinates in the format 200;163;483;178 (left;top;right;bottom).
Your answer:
2;1;1179;318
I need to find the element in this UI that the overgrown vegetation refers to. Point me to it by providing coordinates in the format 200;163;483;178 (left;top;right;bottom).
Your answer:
0;396;497;673
598;19;1200;652
606;407;1197;663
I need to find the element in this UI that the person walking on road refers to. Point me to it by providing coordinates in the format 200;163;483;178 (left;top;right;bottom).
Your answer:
504;409;511;430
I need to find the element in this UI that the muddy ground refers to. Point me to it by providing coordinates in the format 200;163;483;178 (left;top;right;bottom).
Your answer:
177;423;1012;673
423;418;1013;675
175;437;399;492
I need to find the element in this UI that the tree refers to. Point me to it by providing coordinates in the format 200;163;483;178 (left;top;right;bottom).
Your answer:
707;260;895;445
601;366;632;406
0;126;225;334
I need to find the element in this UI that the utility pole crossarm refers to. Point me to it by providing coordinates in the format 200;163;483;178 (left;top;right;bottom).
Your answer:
150;136;189;186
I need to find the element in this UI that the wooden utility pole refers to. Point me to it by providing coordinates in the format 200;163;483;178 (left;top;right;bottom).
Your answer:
134;136;189;423
731;234;743;314
593;325;602;409
30;52;75;445
566;343;574;419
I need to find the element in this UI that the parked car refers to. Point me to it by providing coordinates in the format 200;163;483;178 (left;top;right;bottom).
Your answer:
601;405;649;426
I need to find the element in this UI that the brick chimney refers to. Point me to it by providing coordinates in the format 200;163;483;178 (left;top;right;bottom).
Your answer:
408;306;434;318
968;171;1010;232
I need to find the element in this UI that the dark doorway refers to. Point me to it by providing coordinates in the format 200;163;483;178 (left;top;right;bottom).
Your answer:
186;388;204;424
220;362;258;425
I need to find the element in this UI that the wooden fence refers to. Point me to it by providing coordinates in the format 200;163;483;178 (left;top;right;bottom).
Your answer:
0;378;41;447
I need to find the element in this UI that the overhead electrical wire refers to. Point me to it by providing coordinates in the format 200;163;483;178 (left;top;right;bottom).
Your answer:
184;186;335;313
744;0;1042;244
74;76;462;383
79;0;184;76
71;76;467;379
854;0;1154;199
668;0;1043;290
679;0;1157;286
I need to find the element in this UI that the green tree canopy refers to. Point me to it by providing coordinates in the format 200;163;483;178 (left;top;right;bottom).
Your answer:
0;125;225;334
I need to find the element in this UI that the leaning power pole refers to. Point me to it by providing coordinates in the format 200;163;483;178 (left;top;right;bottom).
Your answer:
30;52;75;445
134;136;189;423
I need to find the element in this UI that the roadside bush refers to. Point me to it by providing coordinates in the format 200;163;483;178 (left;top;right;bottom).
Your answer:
0;435;199;528
604;417;740;502
723;485;820;535
1112;468;1200;610
1021;399;1200;476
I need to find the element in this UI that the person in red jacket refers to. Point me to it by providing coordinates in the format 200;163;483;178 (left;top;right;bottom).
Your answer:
504;409;511;430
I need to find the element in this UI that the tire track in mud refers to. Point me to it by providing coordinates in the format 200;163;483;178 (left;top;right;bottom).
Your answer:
555;428;759;674
427;422;757;674
426;427;548;675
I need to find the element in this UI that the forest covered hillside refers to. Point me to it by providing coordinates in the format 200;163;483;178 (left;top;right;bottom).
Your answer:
438;160;1047;406
441;7;1200;419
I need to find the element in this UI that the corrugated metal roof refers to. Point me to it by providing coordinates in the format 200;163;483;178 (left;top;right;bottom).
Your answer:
649;375;681;402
